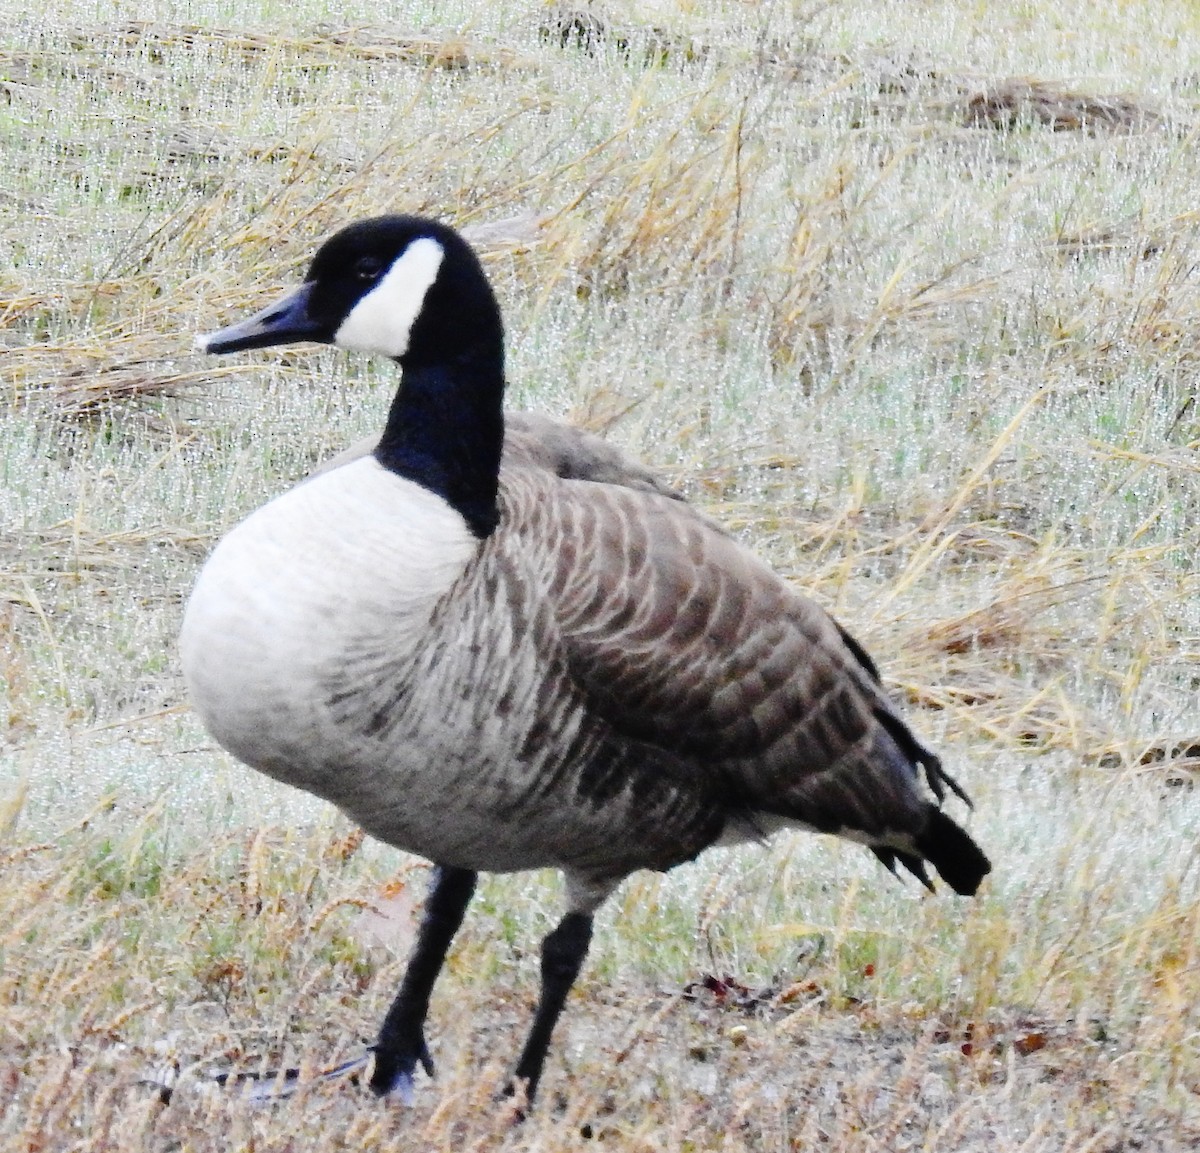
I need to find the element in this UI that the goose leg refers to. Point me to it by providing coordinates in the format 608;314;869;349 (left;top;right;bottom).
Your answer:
507;911;594;1105
370;865;477;1100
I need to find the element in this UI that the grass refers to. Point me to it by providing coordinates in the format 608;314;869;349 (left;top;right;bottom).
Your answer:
2;0;1200;1147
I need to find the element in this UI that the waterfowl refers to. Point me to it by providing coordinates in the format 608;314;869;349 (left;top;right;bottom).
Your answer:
182;214;990;1106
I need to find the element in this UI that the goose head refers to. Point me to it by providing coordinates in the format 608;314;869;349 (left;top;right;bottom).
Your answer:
198;215;504;366
198;215;507;538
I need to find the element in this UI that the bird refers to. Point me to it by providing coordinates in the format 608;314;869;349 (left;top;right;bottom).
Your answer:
182;214;990;1107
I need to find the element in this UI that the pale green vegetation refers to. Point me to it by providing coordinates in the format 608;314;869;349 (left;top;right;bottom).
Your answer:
2;1;1199;1148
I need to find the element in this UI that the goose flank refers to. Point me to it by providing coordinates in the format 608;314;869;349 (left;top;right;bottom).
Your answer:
182;214;991;1106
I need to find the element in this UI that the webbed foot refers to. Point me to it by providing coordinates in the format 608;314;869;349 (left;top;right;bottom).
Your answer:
368;1031;434;1103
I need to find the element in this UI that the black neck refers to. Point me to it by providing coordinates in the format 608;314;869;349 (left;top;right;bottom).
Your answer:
373;356;505;538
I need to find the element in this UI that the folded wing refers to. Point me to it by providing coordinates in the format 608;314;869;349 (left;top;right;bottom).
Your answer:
520;472;988;893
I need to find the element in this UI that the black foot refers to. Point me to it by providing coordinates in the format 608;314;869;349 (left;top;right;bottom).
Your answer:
498;1077;532;1124
368;866;477;1105
509;911;595;1107
369;1030;434;1104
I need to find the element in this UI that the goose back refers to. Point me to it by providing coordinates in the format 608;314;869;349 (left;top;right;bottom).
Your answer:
311;410;684;501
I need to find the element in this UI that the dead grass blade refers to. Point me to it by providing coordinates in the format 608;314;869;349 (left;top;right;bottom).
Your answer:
961;78;1163;133
87;20;535;72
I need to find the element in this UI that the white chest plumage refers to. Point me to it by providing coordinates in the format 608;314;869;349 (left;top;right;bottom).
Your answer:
180;458;478;794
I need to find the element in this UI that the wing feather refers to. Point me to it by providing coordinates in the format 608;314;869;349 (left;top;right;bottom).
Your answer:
507;469;955;843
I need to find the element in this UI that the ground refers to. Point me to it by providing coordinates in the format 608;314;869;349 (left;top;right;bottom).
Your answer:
2;1;1199;1148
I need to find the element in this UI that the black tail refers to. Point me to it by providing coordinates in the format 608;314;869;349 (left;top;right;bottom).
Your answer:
913;807;991;896
845;703;990;897
874;706;972;810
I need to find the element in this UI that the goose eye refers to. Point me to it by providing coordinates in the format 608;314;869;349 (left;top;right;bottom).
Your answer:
354;257;384;283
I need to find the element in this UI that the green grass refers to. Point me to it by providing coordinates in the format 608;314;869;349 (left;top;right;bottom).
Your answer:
2;0;1200;1147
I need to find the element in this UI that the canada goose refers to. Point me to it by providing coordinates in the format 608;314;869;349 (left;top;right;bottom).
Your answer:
183;214;990;1107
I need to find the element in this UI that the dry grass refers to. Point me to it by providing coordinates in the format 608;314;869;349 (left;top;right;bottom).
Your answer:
960;77;1163;133
3;0;1200;1147
5;795;1200;1151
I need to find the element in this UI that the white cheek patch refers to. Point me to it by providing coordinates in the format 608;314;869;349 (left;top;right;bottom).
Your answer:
334;237;445;357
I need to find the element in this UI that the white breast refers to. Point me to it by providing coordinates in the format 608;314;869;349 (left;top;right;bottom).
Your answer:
179;457;478;789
